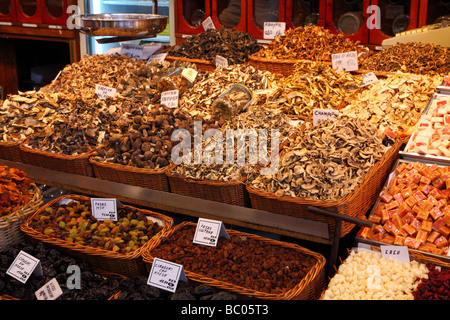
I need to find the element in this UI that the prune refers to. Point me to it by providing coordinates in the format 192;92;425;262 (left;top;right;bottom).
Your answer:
194;284;215;298
211;291;237;300
170;292;196;300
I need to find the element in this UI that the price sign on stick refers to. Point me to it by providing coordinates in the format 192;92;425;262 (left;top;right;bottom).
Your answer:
193;218;230;247
216;55;228;68
7;251;42;284
313;109;339;126
202;16;215;31
381;245;410;263
35;278;63;300
95;84;116;100
161;90;179;108
120;43;144;59
91;198;118;221
331;51;358;72
147;258;187;293
360;72;379;87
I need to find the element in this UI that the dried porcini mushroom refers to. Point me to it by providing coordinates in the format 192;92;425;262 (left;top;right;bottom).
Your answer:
359;42;450;76
253;26;370;62
167;28;263;65
341;72;442;137
251;116;389;201
254;60;362;117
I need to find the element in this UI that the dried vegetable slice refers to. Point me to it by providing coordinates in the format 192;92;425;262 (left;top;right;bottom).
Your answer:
0;165;33;217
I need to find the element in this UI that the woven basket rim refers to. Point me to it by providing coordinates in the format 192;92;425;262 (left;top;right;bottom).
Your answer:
165;55;214;66
248;55;332;65
143;221;326;300
165;163;247;187
20;194;173;261
0;140;23;147
89;156;169;175
0;183;43;226
247;138;402;208
19;141;97;160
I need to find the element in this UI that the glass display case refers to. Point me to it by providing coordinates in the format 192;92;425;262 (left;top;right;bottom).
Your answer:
286;0;325;28
418;0;450;27
176;0;209;34
16;0;43;23
247;0;285;38
41;0;77;25
0;0;17;21
211;0;247;31
325;0;369;43
369;0;419;44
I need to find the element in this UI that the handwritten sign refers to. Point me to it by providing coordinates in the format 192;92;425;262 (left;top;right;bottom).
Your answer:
216;55;228;68
95;84;116;100
313;109;339;126
202;16;215;31
360;72;379;87
148;53;168;64
7;251;42;284
91;198;118;221
161;90;179;108
331;51;358;72
147;258;187;293
35;278;63;300
193;218;230;247
120;43;144;59
263;22;286;39
181;68;198;83
381;245;410;263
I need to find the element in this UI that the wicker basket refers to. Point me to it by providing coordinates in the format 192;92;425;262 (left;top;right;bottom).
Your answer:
165;55;216;72
142;221;326;300
0;183;43;251
0;294;19;300
247;139;402;238
20;194;174;277
0;141;22;162
90;157;170;192
166;165;250;207
19;143;96;177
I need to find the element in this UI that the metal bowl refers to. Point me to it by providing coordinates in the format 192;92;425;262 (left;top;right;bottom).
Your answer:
74;13;168;38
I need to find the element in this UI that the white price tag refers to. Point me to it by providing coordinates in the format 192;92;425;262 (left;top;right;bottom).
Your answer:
193;218;230;247
312;109;339;126
202;16;215;31
120;43;144;59
0;22;12;26
215;55;228;68
263;22;286;39
95;84;116;100
381;245;410;263
7;251;42;284
91;198;118;221
181;68;198;83
161;90;179;108
147;258;187;293
331;51;359;72
35;278;63;300
148;53;168;64
360;72;379;87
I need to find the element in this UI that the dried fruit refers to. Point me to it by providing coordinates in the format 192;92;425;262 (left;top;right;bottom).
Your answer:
0;165;33;217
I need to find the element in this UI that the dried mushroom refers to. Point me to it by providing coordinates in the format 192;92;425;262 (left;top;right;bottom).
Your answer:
254;60;362;117
359;42;450;75
180;64;274;117
341;72;442;137
93;105;222;170
251;116;390;201
167;28;263;64
173;106;297;182
253;26;370;62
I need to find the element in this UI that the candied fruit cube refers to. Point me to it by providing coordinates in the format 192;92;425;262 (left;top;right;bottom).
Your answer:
434;235;449;248
404;237;421;249
429;207;444;220
427;231;440;243
421;220;433;232
416;230;428;244
402;223;417;236
380;192;394;203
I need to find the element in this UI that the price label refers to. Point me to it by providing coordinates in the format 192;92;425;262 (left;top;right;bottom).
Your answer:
360;72;379;87
381;245;410;263
95;84;116;100
331;51;358;72
35;278;63;300
193;218;230;247
161;90;179;108
263;22;286;39
202;16;215;31
216;55;228;68
147;258;187;293
148;53;168;64
181;68;198;83
91;198;118;221
7;251;42;284
120;43;144;59
312;109;339;126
